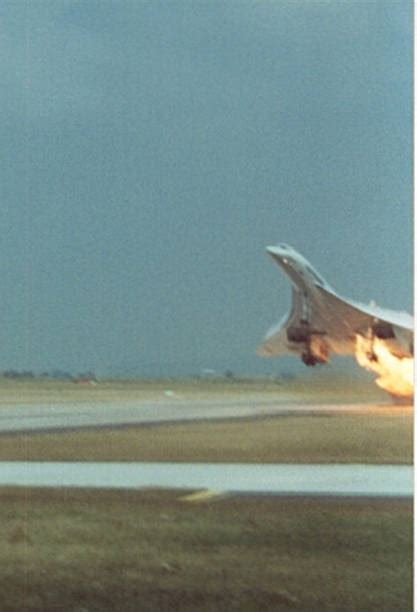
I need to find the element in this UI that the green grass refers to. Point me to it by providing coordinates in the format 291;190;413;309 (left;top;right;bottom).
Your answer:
0;413;412;463
0;488;411;612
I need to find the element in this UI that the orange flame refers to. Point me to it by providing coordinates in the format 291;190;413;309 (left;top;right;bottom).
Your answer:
355;335;414;398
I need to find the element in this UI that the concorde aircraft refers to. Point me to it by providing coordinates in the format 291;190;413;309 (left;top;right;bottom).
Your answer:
257;244;414;367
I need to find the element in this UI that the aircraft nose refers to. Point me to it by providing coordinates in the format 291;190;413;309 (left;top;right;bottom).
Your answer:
266;246;281;255
265;245;293;266
266;245;290;257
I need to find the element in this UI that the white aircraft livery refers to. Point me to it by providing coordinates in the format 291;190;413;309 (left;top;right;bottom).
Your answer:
257;244;413;371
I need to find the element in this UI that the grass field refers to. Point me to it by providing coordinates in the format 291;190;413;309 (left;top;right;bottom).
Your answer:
0;487;411;612
0;413;412;464
0;373;389;404
0;378;412;611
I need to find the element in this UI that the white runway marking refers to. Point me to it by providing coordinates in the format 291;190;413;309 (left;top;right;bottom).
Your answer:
0;462;412;497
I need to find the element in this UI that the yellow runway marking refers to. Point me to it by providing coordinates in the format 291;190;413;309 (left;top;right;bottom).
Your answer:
179;489;224;503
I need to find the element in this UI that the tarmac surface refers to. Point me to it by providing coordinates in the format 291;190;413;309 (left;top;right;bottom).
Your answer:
0;398;398;434
0;462;412;497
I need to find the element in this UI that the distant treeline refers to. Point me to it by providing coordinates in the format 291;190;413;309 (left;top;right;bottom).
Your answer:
0;370;298;383
1;370;96;381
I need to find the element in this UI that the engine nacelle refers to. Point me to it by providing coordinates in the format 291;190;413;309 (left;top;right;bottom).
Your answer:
372;322;395;340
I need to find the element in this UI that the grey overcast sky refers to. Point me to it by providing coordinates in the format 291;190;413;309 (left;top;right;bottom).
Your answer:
1;0;413;377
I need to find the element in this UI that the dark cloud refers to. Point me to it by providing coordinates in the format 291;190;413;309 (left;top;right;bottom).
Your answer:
0;0;412;376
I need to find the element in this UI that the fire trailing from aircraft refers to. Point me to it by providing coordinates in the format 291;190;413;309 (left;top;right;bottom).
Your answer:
354;334;414;399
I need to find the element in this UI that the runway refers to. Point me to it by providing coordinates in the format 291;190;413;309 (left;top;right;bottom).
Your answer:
0;398;398;434
0;462;412;497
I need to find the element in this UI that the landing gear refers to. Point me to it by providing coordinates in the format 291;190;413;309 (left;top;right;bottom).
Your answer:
287;322;329;366
301;350;327;366
301;352;319;366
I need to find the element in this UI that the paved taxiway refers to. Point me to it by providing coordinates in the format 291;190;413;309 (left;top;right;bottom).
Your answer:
0;398;398;434
0;462;412;497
